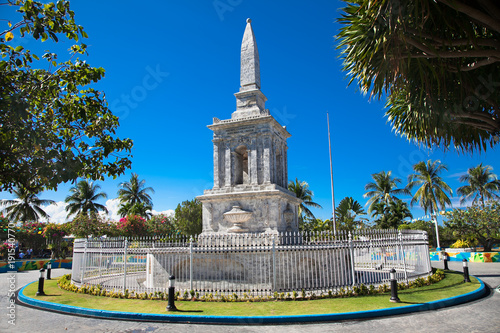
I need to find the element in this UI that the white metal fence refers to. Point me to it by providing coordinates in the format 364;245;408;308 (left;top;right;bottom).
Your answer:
72;229;431;297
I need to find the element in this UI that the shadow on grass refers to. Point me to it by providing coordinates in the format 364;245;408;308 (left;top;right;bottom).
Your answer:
170;309;204;313
399;272;477;296
398;301;423;305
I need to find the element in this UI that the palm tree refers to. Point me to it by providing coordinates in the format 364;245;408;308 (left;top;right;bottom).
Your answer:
457;163;500;207
364;170;409;215
288;178;322;222
118;202;153;219
373;199;413;229
65;180;108;218
407;160;453;248
0;186;55;222
117;173;155;208
335;197;367;231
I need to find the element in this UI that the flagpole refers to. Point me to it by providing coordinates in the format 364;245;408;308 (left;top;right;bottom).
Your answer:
327;112;336;234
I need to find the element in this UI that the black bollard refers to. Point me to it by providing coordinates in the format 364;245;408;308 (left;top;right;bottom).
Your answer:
389;268;400;303
166;275;177;311
463;259;471;282
46;261;52;280
36;268;46;296
443;253;449;270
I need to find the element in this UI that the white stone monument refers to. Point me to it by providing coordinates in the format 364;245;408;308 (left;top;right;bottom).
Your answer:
197;19;301;235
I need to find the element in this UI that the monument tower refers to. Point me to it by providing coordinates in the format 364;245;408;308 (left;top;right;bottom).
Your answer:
197;19;301;234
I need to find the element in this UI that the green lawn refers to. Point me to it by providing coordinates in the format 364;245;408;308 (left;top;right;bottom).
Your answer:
23;271;480;317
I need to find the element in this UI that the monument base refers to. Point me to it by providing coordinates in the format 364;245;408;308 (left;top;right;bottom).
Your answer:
197;185;301;234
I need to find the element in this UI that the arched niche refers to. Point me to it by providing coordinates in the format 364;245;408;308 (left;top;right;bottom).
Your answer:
234;145;249;185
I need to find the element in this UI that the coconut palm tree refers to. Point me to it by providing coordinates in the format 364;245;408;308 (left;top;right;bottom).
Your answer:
118;202;153;219
335;197;367;231
0;186;55;222
117;173;155;208
364;170;409;215
65;180;108;218
457;163;500;207
288;178;322;222
373;199;413;229
407;160;453;248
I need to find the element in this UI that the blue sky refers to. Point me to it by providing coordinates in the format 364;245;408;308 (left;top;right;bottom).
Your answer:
2;0;499;224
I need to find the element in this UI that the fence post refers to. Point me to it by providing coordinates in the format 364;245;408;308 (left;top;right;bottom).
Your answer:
272;234;276;292
99;241;102;278
398;231;408;283
123;238;128;293
349;231;356;286
81;239;88;284
189;236;194;291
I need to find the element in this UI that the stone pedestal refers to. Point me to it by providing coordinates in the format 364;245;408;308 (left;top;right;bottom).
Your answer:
198;184;300;234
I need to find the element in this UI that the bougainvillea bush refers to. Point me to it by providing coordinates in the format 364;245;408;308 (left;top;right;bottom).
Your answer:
116;215;148;237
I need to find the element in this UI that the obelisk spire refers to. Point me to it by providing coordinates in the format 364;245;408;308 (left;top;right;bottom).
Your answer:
240;18;260;91
232;19;268;119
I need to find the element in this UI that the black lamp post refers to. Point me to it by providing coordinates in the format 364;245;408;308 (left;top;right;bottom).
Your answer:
463;259;471;282
443;253;449;270
166;275;177;311
36;268;46;296
389;268;400;303
46;261;52;280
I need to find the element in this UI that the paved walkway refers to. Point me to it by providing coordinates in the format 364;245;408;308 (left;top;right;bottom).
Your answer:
1;261;499;333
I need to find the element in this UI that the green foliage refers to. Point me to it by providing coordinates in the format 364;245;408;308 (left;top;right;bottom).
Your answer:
0;186;55;222
43;222;69;258
288;178;322;225
147;213;176;235
71;212;115;238
335;197;368;232
300;218;332;233
0;215;10;240
0;0;133;193
364;171;409;215
399;219;457;249
118;202;152;220
373;199;412;229
457;164;500;207
407;160;453;216
117;173;155;218
17;221;46;252
445;202;500;251
57;270;447;303
65;180;108;218
337;0;500;152
174;199;202;236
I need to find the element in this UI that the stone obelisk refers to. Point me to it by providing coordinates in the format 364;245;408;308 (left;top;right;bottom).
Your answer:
197;19;301;235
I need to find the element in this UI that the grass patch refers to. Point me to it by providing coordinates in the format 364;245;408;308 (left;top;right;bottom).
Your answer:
23;271;480;317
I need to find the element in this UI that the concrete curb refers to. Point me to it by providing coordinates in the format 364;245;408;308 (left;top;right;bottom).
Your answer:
17;276;488;325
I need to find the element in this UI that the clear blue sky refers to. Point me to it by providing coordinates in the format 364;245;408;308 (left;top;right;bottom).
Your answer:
2;0;499;224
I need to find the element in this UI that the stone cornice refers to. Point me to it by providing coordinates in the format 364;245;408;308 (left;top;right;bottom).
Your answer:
208;114;291;139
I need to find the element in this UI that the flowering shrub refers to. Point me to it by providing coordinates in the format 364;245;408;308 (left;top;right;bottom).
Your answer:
451;239;477;249
59;271;447;302
116;215;148;237
17;221;46;253
71;213;116;238
43;223;70;259
0;242;11;258
42;223;67;241
147;214;176;235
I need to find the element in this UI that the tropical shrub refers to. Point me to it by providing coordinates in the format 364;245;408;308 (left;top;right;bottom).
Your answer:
116;215;148;237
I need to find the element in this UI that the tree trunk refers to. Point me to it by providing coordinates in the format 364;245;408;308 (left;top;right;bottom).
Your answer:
484;239;493;252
